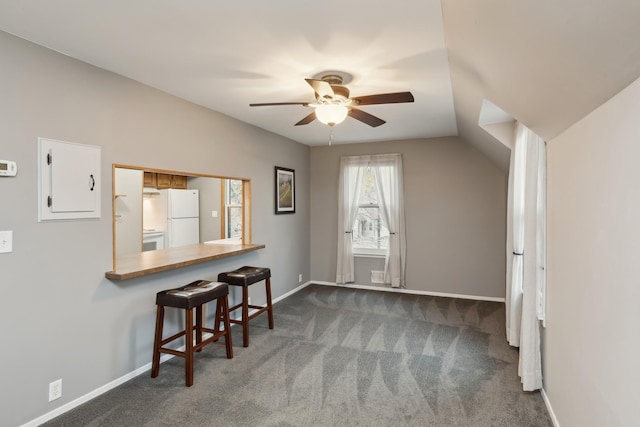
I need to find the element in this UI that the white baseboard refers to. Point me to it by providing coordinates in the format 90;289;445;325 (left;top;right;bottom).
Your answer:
312;281;506;302
21;355;168;427
273;281;312;303
541;387;560;427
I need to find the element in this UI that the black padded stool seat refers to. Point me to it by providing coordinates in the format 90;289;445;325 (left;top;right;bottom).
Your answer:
217;266;274;347
151;280;233;387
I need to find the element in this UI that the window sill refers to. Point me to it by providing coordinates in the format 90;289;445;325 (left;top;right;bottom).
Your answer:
354;252;386;259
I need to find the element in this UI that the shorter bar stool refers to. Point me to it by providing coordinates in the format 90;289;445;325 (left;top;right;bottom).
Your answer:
217;266;274;347
151;280;233;387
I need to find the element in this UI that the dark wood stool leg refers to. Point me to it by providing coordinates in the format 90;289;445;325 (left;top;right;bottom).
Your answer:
265;278;274;329
195;305;203;352
212;301;221;342
242;286;249;347
185;308;194;387
220;296;233;358
151;305;164;378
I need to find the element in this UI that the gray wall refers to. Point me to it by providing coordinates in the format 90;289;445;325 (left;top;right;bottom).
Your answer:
310;138;507;298
544;75;640;426
0;31;310;426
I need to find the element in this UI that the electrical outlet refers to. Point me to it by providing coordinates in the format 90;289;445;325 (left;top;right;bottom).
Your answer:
298;274;302;283
49;379;62;402
248;297;251;306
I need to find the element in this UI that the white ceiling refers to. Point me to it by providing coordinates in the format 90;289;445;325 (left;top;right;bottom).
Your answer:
1;1;640;172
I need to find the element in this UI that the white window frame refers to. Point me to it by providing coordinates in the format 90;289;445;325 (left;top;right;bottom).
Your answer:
223;179;243;238
352;166;389;258
351;167;389;256
352;204;388;257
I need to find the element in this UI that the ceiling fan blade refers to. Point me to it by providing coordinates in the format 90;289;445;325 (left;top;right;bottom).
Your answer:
348;108;386;127
295;111;317;126
250;102;309;107
305;78;335;99
352;91;414;106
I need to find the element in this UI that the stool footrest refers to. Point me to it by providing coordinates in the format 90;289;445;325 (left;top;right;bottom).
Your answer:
158;328;229;356
194;331;227;352
229;306;270;323
160;330;187;347
229;302;268;312
158;347;185;358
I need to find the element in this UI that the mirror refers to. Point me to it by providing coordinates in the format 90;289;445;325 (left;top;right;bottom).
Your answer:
112;164;250;269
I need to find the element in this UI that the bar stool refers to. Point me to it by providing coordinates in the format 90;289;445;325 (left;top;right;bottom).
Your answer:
217;266;274;347
151;280;233;387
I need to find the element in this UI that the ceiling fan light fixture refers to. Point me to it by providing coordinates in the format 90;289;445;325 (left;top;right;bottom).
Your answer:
315;104;348;126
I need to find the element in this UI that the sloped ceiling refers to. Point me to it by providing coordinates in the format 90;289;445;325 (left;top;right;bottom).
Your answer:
443;0;640;170
1;1;640;173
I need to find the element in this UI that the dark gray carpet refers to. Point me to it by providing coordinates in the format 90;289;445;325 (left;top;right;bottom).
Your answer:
44;284;552;426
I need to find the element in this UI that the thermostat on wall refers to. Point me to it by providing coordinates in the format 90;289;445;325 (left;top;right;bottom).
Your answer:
0;160;17;176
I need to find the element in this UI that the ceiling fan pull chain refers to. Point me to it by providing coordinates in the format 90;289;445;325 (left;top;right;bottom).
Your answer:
329;126;334;146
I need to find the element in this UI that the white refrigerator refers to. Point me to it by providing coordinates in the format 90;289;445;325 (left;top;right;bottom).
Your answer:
166;189;200;248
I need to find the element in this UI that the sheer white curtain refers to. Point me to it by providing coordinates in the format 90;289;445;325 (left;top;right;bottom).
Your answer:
506;123;528;346
536;144;547;325
371;153;406;287
506;121;546;391
335;156;365;283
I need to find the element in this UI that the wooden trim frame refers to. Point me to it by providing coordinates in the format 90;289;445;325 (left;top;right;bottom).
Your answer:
243;180;252;244
110;164;256;279
274;166;295;214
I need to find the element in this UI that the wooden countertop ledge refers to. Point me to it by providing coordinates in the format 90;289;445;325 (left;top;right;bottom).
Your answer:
106;242;265;280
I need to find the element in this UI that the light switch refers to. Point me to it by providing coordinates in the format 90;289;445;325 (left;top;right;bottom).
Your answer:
211;210;218;218
0;230;13;253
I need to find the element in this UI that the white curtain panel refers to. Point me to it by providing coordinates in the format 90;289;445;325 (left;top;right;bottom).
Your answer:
505;133;514;339
371;153;406;287
519;128;544;391
506;123;528;346
506;122;546;391
335;156;365;283
536;142;547;324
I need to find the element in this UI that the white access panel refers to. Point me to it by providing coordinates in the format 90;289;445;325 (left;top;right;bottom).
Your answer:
38;138;101;221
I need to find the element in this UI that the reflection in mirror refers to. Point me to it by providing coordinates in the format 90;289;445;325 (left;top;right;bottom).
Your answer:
114;168;143;257
113;165;247;265
224;179;243;239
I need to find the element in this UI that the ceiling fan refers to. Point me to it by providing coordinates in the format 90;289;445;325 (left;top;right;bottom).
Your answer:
249;74;414;127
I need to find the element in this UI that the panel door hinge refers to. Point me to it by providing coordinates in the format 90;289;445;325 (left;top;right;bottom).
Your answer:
47;153;52;165
47;196;52;207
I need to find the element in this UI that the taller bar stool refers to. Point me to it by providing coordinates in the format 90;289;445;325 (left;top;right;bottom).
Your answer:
151;280;233;387
217;266;274;347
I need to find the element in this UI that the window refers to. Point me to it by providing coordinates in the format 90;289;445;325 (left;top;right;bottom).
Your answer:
352;167;389;255
224;179;242;238
336;153;406;287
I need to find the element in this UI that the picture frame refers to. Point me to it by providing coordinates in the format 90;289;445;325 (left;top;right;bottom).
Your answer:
275;166;295;214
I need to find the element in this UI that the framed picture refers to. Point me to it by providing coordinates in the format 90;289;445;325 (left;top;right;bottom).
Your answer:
275;166;295;214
